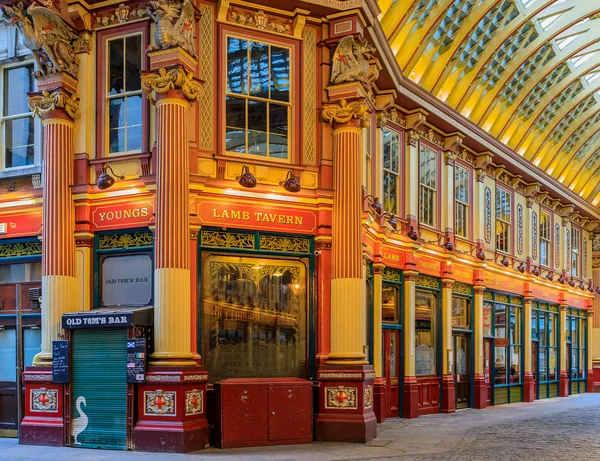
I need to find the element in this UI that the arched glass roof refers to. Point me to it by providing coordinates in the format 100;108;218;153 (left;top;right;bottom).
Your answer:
378;0;600;206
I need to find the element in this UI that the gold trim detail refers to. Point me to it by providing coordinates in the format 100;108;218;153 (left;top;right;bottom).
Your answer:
325;386;358;409
28;89;79;120
322;98;370;128
184;390;203;415
259;235;310;253
364;385;373;409
200;230;254;249
198;3;215;151
452;282;472;295
303;27;317;165
141;66;203;104
0;241;42;258
416;274;438;289
383;267;401;282
483;291;493;300
98;231;153;250
144;390;176;415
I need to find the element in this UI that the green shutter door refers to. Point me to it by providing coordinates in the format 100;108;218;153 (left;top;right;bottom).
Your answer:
71;329;128;450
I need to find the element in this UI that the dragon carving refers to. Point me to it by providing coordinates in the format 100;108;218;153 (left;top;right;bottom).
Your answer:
147;0;196;58
330;35;376;86
1;1;80;78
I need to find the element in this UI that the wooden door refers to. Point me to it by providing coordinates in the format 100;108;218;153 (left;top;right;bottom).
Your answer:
567;343;573;395
454;334;469;409
483;338;492;406
383;329;401;418
532;341;538;399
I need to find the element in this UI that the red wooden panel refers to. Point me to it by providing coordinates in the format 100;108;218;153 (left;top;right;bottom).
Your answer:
417;377;440;415
268;385;312;441
219;385;269;445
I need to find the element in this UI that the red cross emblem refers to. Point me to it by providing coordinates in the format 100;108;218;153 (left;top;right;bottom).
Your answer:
38;392;50;407
334;390;348;406
154;395;167;412
191;394;198;407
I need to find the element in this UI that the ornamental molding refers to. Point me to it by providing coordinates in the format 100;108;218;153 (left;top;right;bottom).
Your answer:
96;4;148;27
517;204;523;256
147;0;197;57
319;372;362;379
183;374;209;381
146;374;181;383
475;169;486;183
23;373;50;382
144;390;176;415
444;151;457;167
485;187;492;243
593;234;600;252
377;107;406;129
28;89;80;120
325;386;358;409
407;130;420;147
456;147;475;166
0;240;42;258
419;128;442;148
593;256;600;268
31;388;58;413
98;231;153;250
228;7;293;35
532;211;538;260
364;385;373;409
184;390;203;415
331;35;376;86
141;65;203;104
322;98;370;128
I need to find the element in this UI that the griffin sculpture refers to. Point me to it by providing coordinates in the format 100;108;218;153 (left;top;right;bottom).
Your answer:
147;0;196;58
330;35;376;86
1;1;80;78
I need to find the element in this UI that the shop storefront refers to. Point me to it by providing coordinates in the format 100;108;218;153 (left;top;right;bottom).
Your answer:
485;291;524;405
532;302;559;399
415;274;441;415
451;282;473;409
382;267;402;418
567;308;587;395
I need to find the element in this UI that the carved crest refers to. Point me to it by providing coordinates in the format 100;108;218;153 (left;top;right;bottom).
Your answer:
330;35;376;86
147;0;196;58
1;1;81;78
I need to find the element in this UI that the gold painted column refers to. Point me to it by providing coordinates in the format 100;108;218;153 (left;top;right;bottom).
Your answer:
403;270;418;418
523;296;535;402
441;279;455;412
373;263;384;376
473;286;487;408
588;310;594;392
142;64;203;366
29;88;80;366
559;303;570;396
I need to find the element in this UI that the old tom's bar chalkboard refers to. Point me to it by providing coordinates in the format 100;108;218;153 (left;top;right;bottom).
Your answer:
52;340;69;383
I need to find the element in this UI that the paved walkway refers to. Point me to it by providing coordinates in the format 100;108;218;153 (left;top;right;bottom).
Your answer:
2;393;600;460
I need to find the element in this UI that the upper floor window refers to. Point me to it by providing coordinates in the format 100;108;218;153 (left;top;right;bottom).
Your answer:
539;210;551;267
496;187;511;253
1;63;39;170
97;24;148;158
419;145;437;227
383;128;400;215
455;165;469;238
225;37;290;161
571;227;581;278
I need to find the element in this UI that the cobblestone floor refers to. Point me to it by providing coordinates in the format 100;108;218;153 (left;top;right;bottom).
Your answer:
2;393;600;460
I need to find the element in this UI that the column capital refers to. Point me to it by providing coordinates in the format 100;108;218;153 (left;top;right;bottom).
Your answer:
141;65;204;105
473;285;486;295
322;98;371;128
403;270;419;282
441;278;455;289
28;88;80;121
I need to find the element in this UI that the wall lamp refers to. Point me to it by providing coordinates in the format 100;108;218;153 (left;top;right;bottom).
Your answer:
557;272;566;284
97;165;125;190
588;279;595;293
462;243;486;261
531;266;541;277
280;170;301;193
514;261;526;274
498;254;510;267
429;234;454;252
237;165;257;188
363;194;384;216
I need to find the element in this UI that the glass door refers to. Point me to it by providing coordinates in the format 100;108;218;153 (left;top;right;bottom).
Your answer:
453;334;469;409
483;338;492;405
532;340;538;399
383;329;401;418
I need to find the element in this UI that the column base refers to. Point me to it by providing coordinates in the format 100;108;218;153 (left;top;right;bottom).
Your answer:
315;365;377;443
19;368;64;447
402;377;418;419
593;362;600;392
440;375;455;413
587;369;594;393
523;372;535;402
373;377;386;423
559;371;570;397
473;374;487;409
134;366;210;453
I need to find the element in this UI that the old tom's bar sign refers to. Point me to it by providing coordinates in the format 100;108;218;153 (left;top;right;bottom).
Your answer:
197;201;317;233
63;312;134;329
91;200;154;231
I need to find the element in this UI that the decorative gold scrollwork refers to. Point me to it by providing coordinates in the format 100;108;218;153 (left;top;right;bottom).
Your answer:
28;89;80;120
141;66;204;104
322;98;370;128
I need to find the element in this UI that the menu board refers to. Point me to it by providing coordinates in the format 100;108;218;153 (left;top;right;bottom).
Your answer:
52;340;69;383
126;338;146;383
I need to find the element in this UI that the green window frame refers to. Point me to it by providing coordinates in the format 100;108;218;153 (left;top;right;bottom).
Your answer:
567;308;587;388
532;302;559;385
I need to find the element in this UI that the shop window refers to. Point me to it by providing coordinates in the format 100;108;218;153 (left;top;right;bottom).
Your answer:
201;254;307;382
225;37;291;161
454;165;469;238
483;300;493;336
539;210;551;267
534;303;559;384
567;309;586;381
495;187;511;253
382;283;400;323
0;328;16;381
0;63;40;172
451;296;470;329
419;145;437;227
97;24;148;157
415;289;437;375
383;128;401;215
571;227;581;278
0;262;41;283
99;253;152;307
490;293;522;386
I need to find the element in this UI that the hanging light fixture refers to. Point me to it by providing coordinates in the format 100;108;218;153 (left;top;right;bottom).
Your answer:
237;165;257;188
97;165;125;190
516;261;526;273
500;256;509;267
280;170;301;193
387;215;398;231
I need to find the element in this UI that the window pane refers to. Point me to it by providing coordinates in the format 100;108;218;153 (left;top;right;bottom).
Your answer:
227;37;248;94
108;38;124;94
382;284;399;323
549;348;557;380
269;103;288;157
109;98;125;153
452;296;469;329
389;333;398;377
483;302;492;336
456;203;466;237
495;345;507;384
510;346;520;383
5;65;33;115
539;314;546;346
415;290;437;375
538;348;547;382
202;255;308;382
5;117;35;168
125;34;142;92
270;46;290;102
580;349;586;379
383;171;397;214
225;97;246;153
249;41;269;98
24;328;41;368
248;100;267;156
0;329;16;381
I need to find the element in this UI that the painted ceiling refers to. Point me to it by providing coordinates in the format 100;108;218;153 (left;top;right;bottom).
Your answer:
378;0;600;206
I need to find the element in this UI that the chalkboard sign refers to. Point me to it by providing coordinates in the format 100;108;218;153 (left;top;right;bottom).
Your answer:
126;338;146;383
52;340;69;383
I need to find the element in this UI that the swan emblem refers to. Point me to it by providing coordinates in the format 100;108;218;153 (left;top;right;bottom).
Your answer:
72;396;88;445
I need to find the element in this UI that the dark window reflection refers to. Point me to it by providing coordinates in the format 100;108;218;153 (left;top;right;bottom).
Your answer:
3;65;35;168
